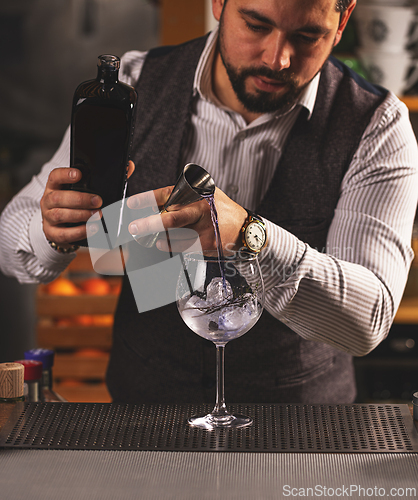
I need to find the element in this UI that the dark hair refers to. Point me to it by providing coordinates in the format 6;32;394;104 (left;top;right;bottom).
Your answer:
222;0;352;14
335;0;352;12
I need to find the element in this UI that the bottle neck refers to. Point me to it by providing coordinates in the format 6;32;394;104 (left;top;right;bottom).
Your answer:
97;66;119;84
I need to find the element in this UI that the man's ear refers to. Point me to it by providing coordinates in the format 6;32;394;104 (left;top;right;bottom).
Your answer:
334;0;357;47
212;0;225;23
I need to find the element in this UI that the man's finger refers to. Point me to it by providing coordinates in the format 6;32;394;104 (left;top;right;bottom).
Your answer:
127;186;173;210
156;235;200;253
44;189;102;211
45;207;100;226
47;167;81;189
44;223;88;245
128;212;166;237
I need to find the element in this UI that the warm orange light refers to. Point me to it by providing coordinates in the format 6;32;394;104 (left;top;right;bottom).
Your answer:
80;277;112;295
47;277;81;296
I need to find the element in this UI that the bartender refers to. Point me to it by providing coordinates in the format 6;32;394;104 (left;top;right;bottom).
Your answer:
1;0;417;404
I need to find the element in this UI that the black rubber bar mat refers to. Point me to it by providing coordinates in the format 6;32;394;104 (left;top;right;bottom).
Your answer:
1;403;417;452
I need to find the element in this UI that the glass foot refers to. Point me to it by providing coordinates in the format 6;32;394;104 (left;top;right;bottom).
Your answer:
188;413;253;430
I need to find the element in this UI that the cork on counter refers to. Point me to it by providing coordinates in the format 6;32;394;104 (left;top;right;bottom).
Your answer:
0;363;25;431
0;362;24;400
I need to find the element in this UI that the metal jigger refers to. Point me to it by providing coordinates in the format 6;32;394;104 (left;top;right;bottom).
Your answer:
135;163;215;248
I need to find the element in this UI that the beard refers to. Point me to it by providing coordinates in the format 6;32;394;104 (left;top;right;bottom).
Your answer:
220;59;304;114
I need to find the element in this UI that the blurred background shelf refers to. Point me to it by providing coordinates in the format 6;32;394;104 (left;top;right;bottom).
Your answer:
38;325;112;349
37;294;118;316
394;296;418;324
400;96;418;112
36;249;119;403
52;382;111;404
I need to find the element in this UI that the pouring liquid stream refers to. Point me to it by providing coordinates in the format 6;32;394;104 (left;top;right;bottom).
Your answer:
203;194;228;295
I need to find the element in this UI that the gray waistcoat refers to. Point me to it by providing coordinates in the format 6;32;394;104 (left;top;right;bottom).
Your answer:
106;36;387;404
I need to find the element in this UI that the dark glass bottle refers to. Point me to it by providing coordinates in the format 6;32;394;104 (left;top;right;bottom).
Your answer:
65;54;137;244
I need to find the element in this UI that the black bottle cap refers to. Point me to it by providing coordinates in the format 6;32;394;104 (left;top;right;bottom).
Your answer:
98;54;120;70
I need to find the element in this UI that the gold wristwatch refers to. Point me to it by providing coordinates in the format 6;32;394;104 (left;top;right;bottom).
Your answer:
240;210;267;254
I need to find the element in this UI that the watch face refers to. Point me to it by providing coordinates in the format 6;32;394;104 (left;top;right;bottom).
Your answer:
245;221;266;252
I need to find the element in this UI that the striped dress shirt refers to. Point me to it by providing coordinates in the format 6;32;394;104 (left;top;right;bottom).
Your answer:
1;29;417;357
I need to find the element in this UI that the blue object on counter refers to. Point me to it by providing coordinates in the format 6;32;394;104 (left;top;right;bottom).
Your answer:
24;348;54;370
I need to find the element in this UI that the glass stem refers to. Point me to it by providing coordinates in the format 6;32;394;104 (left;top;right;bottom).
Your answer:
212;343;229;417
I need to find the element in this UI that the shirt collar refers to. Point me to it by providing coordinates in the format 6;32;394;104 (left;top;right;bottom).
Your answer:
193;26;319;121
193;27;219;102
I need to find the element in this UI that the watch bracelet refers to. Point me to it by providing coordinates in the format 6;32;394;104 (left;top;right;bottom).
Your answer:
47;240;79;254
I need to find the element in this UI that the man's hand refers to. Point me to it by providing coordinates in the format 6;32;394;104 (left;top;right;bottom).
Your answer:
40;161;135;246
127;185;248;254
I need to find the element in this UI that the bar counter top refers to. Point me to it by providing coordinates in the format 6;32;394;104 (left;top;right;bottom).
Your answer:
0;402;417;500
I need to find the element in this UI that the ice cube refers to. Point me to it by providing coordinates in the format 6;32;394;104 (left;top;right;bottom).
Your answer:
184;294;207;310
218;295;257;332
181;294;208;329
180;293;223;339
206;277;233;304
